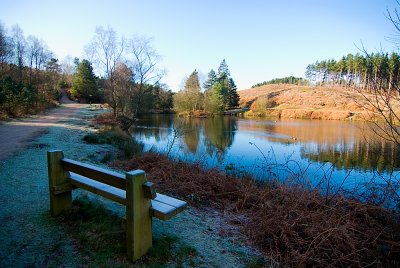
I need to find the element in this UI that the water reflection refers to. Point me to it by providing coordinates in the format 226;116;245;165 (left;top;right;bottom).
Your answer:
302;139;399;173
237;119;358;145
133;115;238;160
132;114;174;142
131;115;400;182
203;117;237;161
234;119;400;172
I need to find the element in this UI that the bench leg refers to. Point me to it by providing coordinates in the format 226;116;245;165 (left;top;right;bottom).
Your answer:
48;150;72;216
126;170;152;261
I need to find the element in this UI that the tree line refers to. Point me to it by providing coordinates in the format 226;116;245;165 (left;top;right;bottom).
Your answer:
174;59;240;114
0;22;63;117
305;52;400;91
252;76;308;88
81;26;173;129
0;22;238;123
0;23;174;125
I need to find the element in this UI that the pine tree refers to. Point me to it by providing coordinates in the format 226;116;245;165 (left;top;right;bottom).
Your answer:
203;69;217;92
216;73;230;110
71;59;98;102
215;59;240;110
228;78;240;109
217;59;230;77
388;52;400;92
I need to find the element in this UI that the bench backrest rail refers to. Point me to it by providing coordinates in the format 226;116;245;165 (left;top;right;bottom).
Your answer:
62;158;126;189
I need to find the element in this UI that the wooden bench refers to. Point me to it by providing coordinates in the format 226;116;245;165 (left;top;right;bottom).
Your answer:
47;150;187;261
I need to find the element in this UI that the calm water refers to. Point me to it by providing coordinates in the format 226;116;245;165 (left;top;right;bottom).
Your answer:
131;115;400;190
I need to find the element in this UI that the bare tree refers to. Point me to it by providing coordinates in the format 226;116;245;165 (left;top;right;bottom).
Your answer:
26;36;41;70
85;26;124;79
85;26;125;117
358;2;400;146
126;35;165;117
83;29;165;129
0;22;12;77
26;35;48;82
59;55;76;87
386;1;400;46
165;119;187;157
11;25;25;81
112;62;132;116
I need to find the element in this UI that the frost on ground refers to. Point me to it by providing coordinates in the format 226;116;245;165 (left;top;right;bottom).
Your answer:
0;105;262;267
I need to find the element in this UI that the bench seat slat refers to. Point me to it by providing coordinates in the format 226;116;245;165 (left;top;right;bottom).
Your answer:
67;173;187;221
150;200;177;220
154;193;187;213
68;173;126;205
62;158;126;190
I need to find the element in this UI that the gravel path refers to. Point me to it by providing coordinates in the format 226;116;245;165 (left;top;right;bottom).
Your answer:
0;101;261;267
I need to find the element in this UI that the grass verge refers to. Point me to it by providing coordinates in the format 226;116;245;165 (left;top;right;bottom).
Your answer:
83;127;143;160
59;196;198;267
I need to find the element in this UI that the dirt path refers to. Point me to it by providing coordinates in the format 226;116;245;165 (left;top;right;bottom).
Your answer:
0;98;94;267
0;91;86;163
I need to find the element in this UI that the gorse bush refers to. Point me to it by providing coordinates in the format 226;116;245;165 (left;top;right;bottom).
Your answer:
0;76;60;118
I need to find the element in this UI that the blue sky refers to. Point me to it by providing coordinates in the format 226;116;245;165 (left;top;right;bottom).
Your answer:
0;0;398;90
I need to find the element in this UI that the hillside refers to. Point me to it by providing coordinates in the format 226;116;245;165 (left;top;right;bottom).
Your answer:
238;84;385;120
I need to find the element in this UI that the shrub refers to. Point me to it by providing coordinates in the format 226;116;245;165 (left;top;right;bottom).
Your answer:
83;127;143;159
58;79;70;89
249;97;276;116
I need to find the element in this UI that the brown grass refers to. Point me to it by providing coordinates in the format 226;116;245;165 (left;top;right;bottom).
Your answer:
111;153;400;267
93;112;118;125
239;84;382;120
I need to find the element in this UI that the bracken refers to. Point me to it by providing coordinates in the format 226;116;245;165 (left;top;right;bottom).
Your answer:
112;153;400;267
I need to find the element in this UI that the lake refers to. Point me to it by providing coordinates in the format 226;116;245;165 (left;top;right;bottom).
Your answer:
131;114;400;191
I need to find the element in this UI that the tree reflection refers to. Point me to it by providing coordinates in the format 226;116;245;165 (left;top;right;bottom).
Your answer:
133;115;237;160
202;116;237;162
175;117;200;154
130;114;174;142
301;138;400;173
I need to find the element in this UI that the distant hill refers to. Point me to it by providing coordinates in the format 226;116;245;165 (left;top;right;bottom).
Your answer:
238;84;388;120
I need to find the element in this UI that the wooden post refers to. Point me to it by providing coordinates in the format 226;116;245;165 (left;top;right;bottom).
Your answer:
126;170;152;261
47;150;72;216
